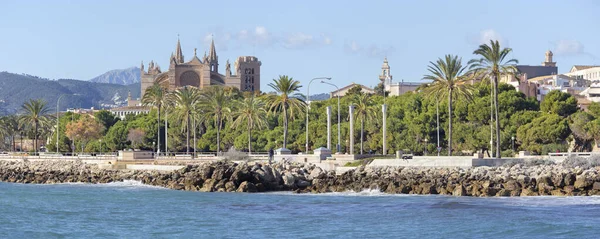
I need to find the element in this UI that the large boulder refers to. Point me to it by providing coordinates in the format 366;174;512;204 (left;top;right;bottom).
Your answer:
236;181;258;193
453;185;466;196
282;173;296;188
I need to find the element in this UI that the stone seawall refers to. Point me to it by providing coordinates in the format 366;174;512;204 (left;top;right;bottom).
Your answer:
2;160;600;196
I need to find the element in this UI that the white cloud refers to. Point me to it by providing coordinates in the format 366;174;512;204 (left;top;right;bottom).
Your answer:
203;26;332;50
322;34;332;45
344;41;361;53
283;32;314;49
554;40;585;55
479;29;505;46
344;40;394;58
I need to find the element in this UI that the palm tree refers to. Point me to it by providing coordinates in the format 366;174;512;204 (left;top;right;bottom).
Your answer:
19;99;53;154
231;94;268;155
198;86;232;154
469;40;519;158
423;55;473;156
169;86;201;154
142;82;168;154
265;75;305;149
352;93;377;154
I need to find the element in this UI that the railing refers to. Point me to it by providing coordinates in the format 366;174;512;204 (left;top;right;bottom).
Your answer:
0;151;270;161
548;152;595;157
0;152;118;160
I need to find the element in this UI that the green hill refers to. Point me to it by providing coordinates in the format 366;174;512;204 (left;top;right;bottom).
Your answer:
0;72;140;116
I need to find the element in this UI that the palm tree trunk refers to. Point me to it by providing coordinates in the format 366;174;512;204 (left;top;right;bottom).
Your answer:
360;116;364;155
493;75;501;158
157;106;161;154
448;88;453;156
217;114;221;154
186;113;190;154
248;120;252;156
34;121;38;154
283;105;288;149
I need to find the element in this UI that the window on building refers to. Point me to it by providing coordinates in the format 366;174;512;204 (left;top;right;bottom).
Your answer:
251;68;254;74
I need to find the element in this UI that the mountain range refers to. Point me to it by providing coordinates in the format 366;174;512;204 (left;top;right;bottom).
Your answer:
0;72;140;116
89;67;141;85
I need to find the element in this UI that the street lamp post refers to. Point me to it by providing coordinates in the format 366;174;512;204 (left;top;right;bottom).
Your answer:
306;77;331;154
56;94;68;153
424;138;428;156
56;94;80;153
511;136;515;152
321;81;341;153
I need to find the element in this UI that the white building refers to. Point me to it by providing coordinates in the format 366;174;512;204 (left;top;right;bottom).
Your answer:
564;65;600;82
527;74;587;101
379;58;422;96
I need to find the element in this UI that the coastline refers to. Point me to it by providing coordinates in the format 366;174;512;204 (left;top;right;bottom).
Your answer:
1;159;600;196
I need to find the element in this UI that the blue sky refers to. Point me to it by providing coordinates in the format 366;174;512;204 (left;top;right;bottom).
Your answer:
0;0;598;94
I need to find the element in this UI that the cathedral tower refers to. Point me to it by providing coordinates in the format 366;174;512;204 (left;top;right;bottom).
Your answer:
208;38;218;72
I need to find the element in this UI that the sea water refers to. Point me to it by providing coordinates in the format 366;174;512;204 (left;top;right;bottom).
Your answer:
1;181;599;238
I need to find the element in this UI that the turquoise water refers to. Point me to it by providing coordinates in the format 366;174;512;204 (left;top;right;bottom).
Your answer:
1;181;599;239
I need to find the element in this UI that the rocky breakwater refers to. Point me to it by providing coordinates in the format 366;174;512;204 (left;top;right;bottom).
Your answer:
0;160;332;193
3;158;600;196
309;162;600;196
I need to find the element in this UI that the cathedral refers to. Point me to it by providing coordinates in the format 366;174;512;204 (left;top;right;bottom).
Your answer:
140;37;262;96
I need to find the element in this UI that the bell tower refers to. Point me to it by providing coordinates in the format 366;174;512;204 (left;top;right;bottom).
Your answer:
378;57;392;86
542;50;556;67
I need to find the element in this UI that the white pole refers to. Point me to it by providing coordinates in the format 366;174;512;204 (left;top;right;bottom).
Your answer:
382;104;387;155
165;110;168;156
349;105;355;155
306;77;330;154
326;106;331;150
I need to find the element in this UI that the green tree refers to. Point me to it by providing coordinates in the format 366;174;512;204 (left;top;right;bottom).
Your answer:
516;113;570;154
265;75;305;149
142;82;168;153
18;99;53;154
469;40;519;158
569;111;594;151
0;115;19;151
352;93;377;154
199;86;233;154
94;110;119;132
65;115;105;152
587;102;600;118
540;90;578;116
169;86;201;154
423;55;473;155
231;95;268;154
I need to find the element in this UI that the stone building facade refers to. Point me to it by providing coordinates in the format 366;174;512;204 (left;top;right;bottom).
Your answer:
140;38;262;96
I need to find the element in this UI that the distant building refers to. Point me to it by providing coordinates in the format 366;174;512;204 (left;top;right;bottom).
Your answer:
140;37;261;97
379;58;422;96
109;91;150;120
564;65;600;81
500;51;560;100
527;74;587;101
329;83;375;98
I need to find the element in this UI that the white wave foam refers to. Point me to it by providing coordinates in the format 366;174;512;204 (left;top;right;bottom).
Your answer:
487;196;600;207
52;180;166;190
266;188;420;197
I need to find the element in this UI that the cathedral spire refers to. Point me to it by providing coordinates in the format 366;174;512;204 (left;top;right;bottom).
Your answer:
175;35;184;63
209;37;217;62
